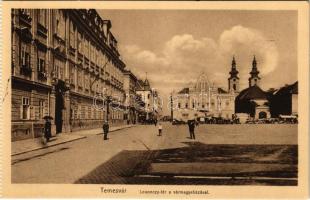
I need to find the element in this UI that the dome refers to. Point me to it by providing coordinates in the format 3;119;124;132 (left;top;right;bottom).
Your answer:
236;85;267;101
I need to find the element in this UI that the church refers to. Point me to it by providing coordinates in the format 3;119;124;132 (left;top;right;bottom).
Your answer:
172;55;272;122
234;56;271;119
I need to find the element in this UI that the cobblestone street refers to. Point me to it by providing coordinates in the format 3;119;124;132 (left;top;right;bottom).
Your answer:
12;123;297;185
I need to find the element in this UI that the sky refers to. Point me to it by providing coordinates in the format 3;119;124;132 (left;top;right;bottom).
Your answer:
98;10;297;115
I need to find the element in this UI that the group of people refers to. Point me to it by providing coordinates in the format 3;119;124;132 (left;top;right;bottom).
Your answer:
155;119;197;139
42;118;111;143
43;117;198;143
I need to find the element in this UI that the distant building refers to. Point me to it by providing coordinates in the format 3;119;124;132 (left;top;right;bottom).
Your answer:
235;85;270;119
269;82;298;117
136;77;160;122
172;72;236;121
235;56;270;119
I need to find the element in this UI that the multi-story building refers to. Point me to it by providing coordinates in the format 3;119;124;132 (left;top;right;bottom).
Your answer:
11;9;126;141
172;72;236;122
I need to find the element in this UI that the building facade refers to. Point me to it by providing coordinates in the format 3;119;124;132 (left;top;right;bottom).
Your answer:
123;69;139;124
11;9;126;141
172;73;236;122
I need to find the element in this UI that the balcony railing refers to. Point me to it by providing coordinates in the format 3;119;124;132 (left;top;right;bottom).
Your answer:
37;71;47;81
20;65;32;76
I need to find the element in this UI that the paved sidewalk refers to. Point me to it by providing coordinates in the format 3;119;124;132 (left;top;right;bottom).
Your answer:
70;124;136;136
11;124;136;156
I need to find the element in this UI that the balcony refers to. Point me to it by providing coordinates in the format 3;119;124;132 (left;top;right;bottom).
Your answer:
20;65;32;77
53;33;65;46
69;45;76;56
18;27;33;43
19;10;32;27
37;71;47;81
37;23;47;38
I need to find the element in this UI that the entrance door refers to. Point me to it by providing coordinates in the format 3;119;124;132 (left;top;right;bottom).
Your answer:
259;111;267;119
55;91;64;133
55;81;66;134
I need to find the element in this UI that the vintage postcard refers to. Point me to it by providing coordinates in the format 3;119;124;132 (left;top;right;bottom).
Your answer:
1;1;309;198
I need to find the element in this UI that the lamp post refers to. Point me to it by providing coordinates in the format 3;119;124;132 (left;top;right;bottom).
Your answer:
105;88;112;122
170;91;174;122
151;88;155;121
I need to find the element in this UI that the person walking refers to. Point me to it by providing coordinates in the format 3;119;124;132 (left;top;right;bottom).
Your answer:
187;120;196;139
154;118;158;126
43;117;52;143
103;121;109;140
158;122;163;136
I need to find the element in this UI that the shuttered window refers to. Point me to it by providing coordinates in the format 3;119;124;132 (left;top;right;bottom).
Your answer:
39;100;45;119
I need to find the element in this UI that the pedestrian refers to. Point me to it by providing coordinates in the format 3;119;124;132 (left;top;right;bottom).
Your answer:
154;118;157;126
158;122;163;136
187;120;196;139
43;117;52;143
103;120;109;140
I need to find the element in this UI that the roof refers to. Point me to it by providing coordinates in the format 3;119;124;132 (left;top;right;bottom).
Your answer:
136;79;145;91
178;88;189;94
217;88;227;94
123;69;137;81
275;81;298;95
237;85;267;100
136;78;152;91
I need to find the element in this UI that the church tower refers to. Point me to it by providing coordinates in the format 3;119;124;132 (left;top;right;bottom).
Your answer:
228;56;239;92
248;56;261;87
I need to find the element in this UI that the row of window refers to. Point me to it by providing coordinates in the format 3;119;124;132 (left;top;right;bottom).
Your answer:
71;104;124;120
72;105;104;120
177;101;230;109
18;10;122;81
20;46;123;95
182;113;231;119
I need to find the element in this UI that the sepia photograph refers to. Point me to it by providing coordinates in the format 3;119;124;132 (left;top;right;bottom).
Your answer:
1;1;309;198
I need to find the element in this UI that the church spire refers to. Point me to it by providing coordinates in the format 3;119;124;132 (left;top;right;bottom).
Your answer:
249;55;261;87
228;56;239;92
232;55;236;66
144;72;151;90
250;55;259;75
229;56;239;78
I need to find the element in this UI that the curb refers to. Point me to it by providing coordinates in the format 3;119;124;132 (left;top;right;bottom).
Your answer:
11;136;87;156
12;125;136;156
96;125;136;135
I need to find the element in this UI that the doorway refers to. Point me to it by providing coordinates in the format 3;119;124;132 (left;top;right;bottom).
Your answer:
259;111;267;119
55;80;66;134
